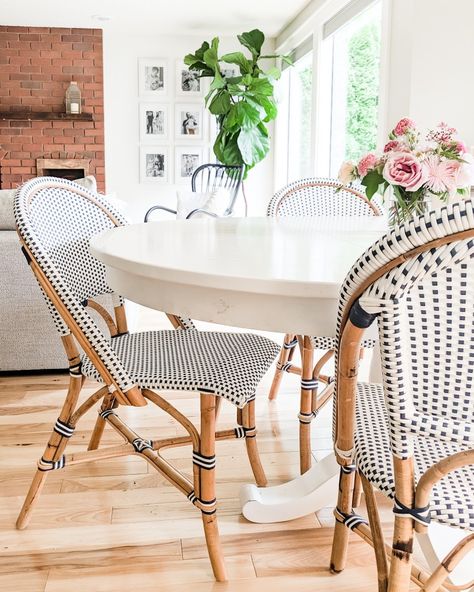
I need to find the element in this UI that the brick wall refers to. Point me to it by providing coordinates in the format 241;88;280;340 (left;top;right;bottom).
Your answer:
0;26;105;191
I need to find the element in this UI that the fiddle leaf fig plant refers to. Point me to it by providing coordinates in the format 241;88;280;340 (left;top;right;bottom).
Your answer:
184;29;291;176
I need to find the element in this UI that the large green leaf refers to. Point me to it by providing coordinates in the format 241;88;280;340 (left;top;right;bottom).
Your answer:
237;126;269;166
361;169;384;199
203;37;220;71
247;94;277;122
208;69;226;93
248;77;273;96
237;29;265;59
265;66;281;80
225;101;261;132
184;41;210;67
209;91;232;115
213;131;244;166
221;52;252;74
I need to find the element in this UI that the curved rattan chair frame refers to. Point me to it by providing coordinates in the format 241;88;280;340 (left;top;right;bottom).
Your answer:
267;177;382;218
331;203;474;592
267;176;383;476
13;177;272;583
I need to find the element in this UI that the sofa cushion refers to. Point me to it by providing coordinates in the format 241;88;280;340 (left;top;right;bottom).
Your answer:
0;189;16;230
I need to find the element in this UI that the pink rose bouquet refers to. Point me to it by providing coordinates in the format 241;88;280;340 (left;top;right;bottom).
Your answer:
338;118;474;225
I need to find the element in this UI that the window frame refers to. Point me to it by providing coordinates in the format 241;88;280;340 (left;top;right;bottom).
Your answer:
274;0;391;189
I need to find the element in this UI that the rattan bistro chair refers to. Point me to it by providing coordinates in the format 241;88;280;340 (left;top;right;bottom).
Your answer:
267;177;383;474
13;177;279;582
331;201;474;592
144;163;244;221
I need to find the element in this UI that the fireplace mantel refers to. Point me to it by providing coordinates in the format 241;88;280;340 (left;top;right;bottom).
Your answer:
0;111;94;121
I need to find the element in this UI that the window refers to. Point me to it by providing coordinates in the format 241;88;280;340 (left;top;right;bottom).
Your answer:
319;0;382;176
274;40;313;187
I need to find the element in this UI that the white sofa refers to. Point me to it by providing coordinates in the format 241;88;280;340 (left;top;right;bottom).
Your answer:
0;176;108;371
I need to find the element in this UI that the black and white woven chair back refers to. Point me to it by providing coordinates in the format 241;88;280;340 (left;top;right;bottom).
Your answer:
14;176;135;393
338;201;474;459
267;177;383;218
192;163;244;216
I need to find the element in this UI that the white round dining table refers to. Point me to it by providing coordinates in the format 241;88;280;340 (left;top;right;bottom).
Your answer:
90;215;387;524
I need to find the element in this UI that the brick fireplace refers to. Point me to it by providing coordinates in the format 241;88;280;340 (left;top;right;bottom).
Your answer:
0;26;105;191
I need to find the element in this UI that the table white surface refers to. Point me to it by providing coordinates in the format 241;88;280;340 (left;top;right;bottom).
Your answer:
91;216;387;336
90;216;387;523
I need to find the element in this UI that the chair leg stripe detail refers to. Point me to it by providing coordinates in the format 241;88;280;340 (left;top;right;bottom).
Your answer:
38;455;66;471
131;438;153;453
192;452;216;470
283;338;298;349
341;464;357;474
53;418;75;438
99;409;117;419
298;411;317;424
187;491;217;514
301;379;319;390
393;497;431;526
234;426;257;438
334;508;368;530
277;361;293;372
69;362;82;376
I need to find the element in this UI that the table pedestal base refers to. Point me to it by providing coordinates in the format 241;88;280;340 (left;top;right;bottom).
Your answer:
240;453;339;523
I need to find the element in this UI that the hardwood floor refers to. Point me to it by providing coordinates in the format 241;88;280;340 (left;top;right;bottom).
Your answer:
0;314;400;591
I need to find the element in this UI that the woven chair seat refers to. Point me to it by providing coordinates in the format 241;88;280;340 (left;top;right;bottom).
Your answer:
81;329;280;408
355;382;474;532
310;336;376;350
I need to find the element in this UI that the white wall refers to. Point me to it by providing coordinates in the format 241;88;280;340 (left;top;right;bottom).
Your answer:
103;31;276;221
387;0;474;148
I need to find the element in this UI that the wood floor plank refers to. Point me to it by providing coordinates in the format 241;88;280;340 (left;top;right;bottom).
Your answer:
0;570;49;592
44;555;256;591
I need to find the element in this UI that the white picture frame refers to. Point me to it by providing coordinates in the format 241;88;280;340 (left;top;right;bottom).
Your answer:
176;60;203;96
139;103;169;142
138;58;168;97
140;146;169;183
174;146;204;184
175;103;204;140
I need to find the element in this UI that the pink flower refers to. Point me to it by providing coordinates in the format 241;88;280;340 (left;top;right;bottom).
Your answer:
383;152;426;191
393;117;416;137
455;141;467;154
384;140;404;153
338;161;356;184
422;155;459;194
357;153;378;177
454;153;474;188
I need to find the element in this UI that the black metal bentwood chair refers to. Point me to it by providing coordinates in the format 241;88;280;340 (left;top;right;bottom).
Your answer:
144;163;245;221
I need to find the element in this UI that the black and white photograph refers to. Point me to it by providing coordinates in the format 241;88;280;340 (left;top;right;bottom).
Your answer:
175;104;203;140
138;58;168;96
140;147;168;183
176;61;202;96
220;65;239;80
175;147;203;183
139;103;168;142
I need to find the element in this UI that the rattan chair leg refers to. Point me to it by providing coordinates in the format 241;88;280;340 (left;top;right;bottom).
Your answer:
330;467;356;573
198;394;227;582
242;399;267;487
268;333;296;400
87;393;116;451
352;471;363;508
388;457;415;592
299;336;314;474
360;472;389;592
16;369;82;529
